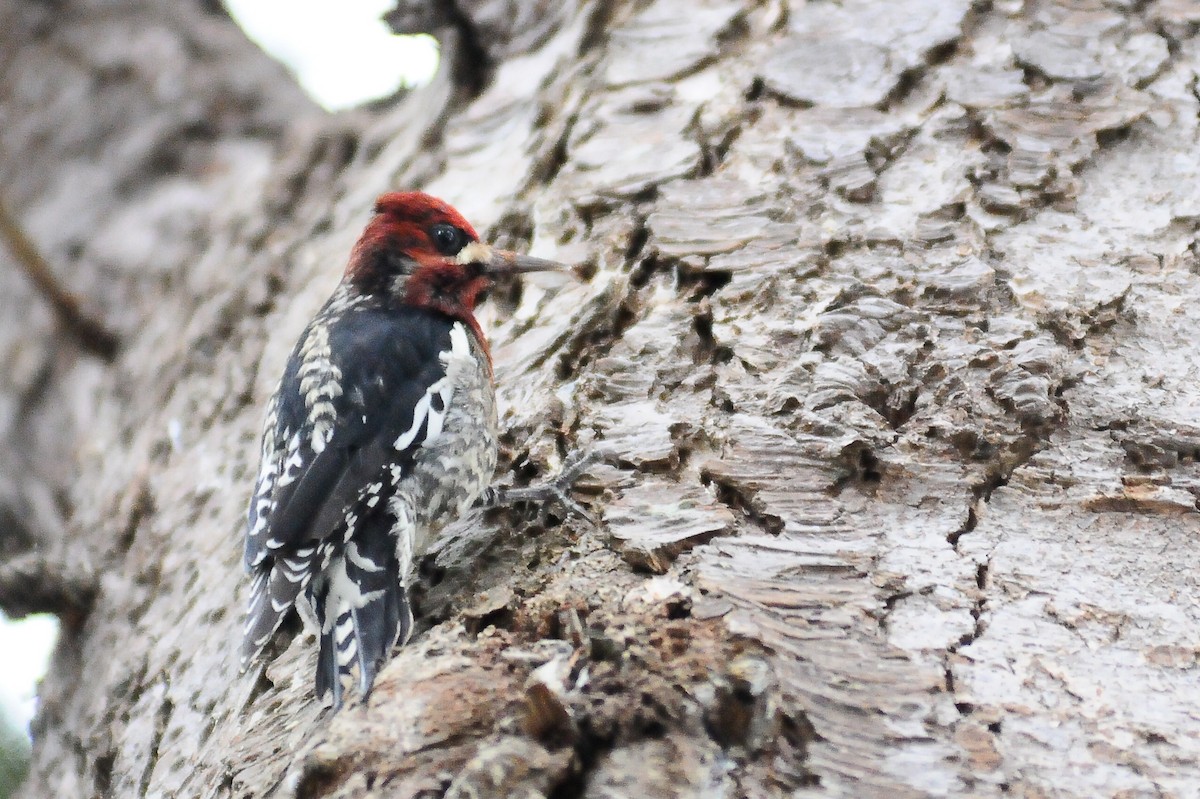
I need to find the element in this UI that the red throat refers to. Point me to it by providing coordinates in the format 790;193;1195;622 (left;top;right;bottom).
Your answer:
403;263;494;372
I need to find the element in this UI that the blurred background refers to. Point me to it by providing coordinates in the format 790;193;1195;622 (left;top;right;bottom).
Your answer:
222;0;438;111
0;0;438;793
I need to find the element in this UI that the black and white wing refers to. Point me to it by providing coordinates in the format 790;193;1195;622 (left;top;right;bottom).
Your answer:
241;305;464;694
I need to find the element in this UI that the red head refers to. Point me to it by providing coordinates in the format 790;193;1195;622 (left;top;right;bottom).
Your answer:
346;192;563;326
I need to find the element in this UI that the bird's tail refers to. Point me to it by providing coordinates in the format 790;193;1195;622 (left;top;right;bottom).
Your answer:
313;540;412;710
241;545;319;670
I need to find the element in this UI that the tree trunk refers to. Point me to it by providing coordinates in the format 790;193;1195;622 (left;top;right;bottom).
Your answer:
4;0;1200;797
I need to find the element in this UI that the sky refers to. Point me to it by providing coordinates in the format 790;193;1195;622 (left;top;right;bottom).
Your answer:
223;0;440;110
0;614;57;731
0;0;443;738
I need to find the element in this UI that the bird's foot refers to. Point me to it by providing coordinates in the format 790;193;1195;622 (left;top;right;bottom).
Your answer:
480;449;599;525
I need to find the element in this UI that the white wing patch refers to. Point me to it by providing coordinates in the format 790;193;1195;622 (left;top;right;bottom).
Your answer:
246;392;283;565
247;453;279;542
392;323;474;453
364;480;383;508
275;431;303;488
297;322;343;454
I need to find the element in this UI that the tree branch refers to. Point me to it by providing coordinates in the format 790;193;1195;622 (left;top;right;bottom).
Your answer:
0;551;96;623
0;194;119;360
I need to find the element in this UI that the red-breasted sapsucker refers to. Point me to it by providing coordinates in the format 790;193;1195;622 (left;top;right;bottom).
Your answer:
242;191;569;709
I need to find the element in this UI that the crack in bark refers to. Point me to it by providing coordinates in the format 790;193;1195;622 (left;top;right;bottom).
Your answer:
698;468;784;536
136;691;174;799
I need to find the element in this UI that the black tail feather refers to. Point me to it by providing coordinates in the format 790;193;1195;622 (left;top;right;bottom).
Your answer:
312;546;410;708
351;606;379;698
241;548;318;670
313;588;339;709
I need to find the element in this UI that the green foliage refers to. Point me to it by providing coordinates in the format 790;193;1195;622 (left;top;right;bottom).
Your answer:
0;706;29;799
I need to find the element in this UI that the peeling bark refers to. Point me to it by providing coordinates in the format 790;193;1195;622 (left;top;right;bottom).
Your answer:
4;0;1200;797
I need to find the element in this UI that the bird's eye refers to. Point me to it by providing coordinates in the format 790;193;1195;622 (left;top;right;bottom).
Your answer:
430;224;466;256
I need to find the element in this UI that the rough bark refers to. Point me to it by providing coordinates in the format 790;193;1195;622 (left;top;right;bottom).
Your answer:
3;0;1200;797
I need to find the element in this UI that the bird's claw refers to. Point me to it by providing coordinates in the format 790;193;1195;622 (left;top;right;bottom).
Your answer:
484;449;600;525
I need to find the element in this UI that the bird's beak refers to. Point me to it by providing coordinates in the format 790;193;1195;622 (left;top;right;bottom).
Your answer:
486;249;569;275
456;241;575;277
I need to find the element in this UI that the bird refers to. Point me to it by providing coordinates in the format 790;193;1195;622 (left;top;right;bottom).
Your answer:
241;191;573;709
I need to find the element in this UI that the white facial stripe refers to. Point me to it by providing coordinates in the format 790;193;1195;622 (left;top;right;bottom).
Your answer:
394;392;436;452
456;241;491;265
392;325;472;453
